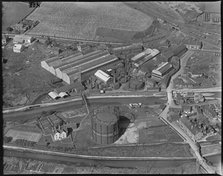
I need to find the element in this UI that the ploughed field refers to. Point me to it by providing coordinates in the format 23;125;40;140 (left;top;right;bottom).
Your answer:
26;2;153;41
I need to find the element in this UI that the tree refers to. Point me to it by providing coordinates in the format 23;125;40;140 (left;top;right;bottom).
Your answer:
4;136;13;143
6;27;13;32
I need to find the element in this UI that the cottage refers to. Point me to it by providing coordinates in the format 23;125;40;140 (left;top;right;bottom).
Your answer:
13;44;25;53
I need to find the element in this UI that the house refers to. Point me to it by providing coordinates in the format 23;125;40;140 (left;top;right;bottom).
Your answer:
13;35;34;44
53;125;68;141
94;69;112;84
178;116;203;142
13;44;25;53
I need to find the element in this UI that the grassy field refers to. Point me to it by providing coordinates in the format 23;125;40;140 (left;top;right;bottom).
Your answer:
2;2;35;31
80;143;192;157
124;2;184;24
27;2;153;40
5;129;42;142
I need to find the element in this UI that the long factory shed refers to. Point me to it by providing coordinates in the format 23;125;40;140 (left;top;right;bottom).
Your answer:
41;50;118;84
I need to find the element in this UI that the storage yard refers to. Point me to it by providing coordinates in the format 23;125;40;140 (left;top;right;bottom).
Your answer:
26;2;153;40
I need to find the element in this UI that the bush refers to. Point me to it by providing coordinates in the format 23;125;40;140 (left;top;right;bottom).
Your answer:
4;136;13;143
6;27;13;32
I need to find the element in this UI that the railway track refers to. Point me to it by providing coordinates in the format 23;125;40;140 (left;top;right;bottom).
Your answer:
3;32;127;45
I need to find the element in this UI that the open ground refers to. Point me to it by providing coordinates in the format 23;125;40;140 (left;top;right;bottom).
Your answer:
27;2;153;40
2;2;35;32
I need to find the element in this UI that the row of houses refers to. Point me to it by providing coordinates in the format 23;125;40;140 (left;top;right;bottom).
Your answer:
41;50;119;84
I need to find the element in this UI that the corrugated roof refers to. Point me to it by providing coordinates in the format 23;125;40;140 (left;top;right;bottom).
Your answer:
62;51;109;74
68;55;117;76
155;62;173;75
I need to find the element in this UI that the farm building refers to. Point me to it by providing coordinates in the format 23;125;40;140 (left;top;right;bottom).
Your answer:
151;62;173;81
13;35;34;44
13;44;25;53
183;38;203;50
132;48;160;67
94;70;111;84
41;50;119;84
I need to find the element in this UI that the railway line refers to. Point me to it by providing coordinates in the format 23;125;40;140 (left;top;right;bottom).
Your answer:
3;32;127;45
4;145;196;169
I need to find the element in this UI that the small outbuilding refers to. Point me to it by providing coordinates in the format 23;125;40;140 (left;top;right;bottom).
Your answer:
13;44;25;53
13;35;34;44
58;92;69;98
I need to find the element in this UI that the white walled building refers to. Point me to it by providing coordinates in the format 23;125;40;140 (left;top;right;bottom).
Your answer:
94;70;111;84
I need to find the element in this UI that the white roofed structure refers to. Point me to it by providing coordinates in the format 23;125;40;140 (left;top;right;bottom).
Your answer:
94;70;111;83
48;91;60;99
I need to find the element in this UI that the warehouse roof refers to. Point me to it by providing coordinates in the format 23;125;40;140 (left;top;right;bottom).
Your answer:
154;62;173;75
67;54;117;76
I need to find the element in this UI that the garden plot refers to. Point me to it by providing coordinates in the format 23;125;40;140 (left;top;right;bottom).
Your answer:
5;129;42;142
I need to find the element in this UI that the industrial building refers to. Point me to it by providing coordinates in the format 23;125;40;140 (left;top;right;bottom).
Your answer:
91;111;119;145
172;44;188;58
94;70;112;84
152;62;173;81
112;43;143;52
132;48;160;67
41;50;119;84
